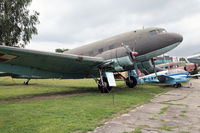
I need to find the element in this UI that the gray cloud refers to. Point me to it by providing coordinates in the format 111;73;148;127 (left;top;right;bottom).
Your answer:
169;43;200;57
30;0;200;56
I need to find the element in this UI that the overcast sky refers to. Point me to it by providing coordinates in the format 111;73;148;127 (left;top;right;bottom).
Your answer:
28;0;200;57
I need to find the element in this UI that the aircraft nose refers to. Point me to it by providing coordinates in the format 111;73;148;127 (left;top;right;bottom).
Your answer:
174;33;183;43
166;33;183;45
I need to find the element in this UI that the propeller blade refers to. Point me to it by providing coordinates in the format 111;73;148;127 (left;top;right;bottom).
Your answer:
133;58;140;78
122;43;140;79
151;58;158;77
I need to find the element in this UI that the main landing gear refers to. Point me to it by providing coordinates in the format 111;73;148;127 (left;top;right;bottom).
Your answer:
125;76;137;88
95;69;112;93
125;70;138;88
24;79;31;85
117;71;138;88
98;77;112;93
173;83;182;88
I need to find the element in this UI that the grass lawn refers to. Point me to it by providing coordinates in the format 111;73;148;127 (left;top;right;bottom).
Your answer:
0;77;172;133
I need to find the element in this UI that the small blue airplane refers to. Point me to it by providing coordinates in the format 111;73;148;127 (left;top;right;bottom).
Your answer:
138;69;191;88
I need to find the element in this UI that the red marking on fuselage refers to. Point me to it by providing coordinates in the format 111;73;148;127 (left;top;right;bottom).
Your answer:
0;53;18;62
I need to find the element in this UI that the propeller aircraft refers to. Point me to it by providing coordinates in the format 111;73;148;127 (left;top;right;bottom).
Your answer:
138;68;191;88
0;27;183;93
187;53;200;66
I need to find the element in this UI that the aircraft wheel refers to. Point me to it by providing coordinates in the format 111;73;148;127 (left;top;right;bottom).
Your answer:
173;84;178;88
98;77;112;93
173;83;181;88
24;81;29;85
178;83;182;88
126;76;137;88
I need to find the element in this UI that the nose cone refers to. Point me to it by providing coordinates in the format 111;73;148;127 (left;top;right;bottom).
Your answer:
167;33;183;44
151;32;183;56
174;33;183;43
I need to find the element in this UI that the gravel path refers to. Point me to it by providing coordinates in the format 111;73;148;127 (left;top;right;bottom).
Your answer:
89;79;200;133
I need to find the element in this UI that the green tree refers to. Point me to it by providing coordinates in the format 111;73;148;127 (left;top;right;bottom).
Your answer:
0;0;39;47
55;48;69;53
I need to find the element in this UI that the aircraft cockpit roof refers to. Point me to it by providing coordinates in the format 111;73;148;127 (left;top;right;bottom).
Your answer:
133;27;166;34
132;27;167;36
149;28;167;35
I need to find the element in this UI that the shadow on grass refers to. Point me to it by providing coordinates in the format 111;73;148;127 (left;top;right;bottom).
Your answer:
0;86;100;103
138;83;172;88
0;81;172;103
0;82;97;89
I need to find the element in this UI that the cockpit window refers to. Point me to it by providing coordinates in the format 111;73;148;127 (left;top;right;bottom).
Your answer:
149;29;167;35
158;29;167;33
149;30;157;35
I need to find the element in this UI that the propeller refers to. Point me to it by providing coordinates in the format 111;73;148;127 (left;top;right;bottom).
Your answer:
151;57;158;77
121;43;140;79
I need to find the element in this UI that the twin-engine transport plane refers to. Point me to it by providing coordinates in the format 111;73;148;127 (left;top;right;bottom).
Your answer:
187;53;200;66
0;27;183;93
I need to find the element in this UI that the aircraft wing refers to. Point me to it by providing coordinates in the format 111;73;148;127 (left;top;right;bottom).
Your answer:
0;73;17;77
0;45;105;79
157;75;174;83
191;73;200;79
157;74;190;85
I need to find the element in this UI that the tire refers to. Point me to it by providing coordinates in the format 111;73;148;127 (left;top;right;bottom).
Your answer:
24;81;29;85
173;83;180;88
126;76;137;88
98;77;112;93
174;84;178;88
178;83;182;88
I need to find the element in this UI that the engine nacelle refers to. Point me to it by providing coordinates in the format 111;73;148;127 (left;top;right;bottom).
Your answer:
137;60;162;74
96;47;134;71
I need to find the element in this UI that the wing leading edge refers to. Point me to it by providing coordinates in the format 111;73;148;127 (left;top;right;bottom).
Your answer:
0;45;105;79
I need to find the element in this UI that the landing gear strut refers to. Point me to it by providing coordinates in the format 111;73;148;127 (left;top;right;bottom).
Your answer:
98;77;112;93
96;69;112;93
173;83;182;88
24;79;30;85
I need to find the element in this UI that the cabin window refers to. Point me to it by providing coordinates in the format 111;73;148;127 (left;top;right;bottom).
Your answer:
98;48;103;54
89;51;94;56
109;45;114;50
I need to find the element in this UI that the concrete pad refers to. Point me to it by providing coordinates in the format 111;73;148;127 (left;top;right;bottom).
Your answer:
89;79;200;133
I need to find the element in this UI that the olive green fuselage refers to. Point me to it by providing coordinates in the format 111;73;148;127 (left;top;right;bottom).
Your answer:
0;27;183;79
66;27;183;72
